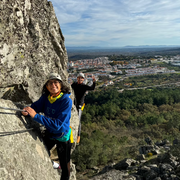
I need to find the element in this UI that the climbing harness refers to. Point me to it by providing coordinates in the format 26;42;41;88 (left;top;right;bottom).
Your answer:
69;126;74;143
81;103;85;111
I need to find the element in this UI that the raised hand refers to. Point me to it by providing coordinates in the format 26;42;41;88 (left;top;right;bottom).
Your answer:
92;75;96;82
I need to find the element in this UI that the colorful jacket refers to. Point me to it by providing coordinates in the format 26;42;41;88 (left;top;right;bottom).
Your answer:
31;93;72;138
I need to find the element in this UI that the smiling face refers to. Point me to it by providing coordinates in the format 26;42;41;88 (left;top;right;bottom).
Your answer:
46;79;61;95
77;76;84;84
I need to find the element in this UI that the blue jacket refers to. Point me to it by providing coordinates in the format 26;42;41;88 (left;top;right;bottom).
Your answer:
31;93;72;138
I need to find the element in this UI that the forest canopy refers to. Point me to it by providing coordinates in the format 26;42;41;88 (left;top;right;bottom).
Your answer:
82;87;180;127
72;87;180;172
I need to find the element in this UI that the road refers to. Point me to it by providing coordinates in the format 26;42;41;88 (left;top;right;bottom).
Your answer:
126;81;180;90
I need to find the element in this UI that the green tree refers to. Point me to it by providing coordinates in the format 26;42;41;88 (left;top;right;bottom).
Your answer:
81;113;92;123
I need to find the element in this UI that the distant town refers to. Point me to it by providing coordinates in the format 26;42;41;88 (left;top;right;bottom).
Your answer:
68;55;180;87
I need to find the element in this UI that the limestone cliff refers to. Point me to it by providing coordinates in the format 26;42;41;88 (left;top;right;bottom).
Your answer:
0;0;79;179
0;0;69;102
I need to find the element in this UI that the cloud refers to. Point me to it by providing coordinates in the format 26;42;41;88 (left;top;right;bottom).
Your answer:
50;0;180;47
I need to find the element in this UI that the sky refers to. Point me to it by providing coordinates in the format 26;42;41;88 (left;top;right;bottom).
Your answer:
50;0;180;48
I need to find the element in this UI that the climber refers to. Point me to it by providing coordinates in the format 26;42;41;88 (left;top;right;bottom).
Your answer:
71;72;96;144
22;72;72;180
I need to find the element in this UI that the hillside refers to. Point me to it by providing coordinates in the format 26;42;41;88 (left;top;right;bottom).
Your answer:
67;46;180;61
73;87;180;179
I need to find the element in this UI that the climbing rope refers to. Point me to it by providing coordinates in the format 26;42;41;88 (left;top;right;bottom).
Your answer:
0;106;25;112
0;105;43;137
0;128;35;137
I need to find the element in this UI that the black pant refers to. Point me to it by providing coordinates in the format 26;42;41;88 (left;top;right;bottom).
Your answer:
43;133;72;180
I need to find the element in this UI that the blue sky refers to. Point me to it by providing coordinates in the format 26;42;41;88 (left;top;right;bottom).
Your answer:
50;0;180;47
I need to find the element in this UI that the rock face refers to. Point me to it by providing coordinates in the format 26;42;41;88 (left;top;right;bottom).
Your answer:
90;152;180;180
0;99;61;180
0;98;79;180
0;0;79;179
0;0;68;102
90;138;180;180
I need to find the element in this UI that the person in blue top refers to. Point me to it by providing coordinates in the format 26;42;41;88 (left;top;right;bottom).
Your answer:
22;72;72;180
